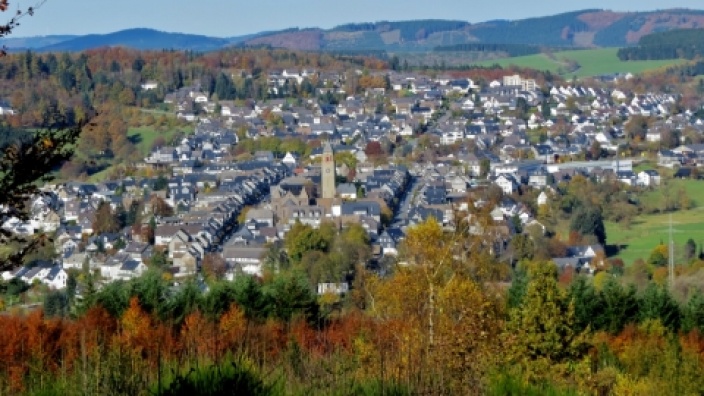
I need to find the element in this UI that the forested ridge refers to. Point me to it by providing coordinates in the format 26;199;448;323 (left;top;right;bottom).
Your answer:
618;28;704;61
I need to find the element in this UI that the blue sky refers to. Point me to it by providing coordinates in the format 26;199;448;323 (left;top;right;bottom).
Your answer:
8;0;704;37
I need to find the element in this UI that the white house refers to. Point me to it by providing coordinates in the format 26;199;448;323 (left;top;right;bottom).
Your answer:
494;174;518;195
141;81;159;90
317;282;349;295
637;170;661;187
10;263;68;289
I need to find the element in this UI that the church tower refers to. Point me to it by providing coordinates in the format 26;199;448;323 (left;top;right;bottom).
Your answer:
321;142;336;199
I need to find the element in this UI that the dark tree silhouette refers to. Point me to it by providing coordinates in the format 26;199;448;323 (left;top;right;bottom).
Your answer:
0;111;88;268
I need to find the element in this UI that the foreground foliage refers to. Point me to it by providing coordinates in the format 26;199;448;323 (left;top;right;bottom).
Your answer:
3;219;704;394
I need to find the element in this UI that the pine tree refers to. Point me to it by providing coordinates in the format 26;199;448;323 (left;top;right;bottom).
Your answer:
682;290;704;333
638;283;680;330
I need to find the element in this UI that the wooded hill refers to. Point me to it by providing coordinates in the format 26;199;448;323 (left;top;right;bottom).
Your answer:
618;28;704;60
239;9;704;52
7;9;704;54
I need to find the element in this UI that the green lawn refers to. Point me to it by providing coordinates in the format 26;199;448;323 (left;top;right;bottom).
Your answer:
639;178;704;209
127;126;189;157
473;48;687;78
80;126;190;183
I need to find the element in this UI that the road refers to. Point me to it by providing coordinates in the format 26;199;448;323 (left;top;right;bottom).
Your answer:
391;175;423;227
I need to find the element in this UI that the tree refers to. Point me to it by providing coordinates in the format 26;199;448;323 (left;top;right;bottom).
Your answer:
595;277;639;334
126;200;141;226
43;290;69;317
150;249;168;269
284;222;330;264
263;271;318;323
504;261;588;381
648;244;668;267
0;111;88;268
682;290;704;333
568;276;601;332
400;217;455;348
507;265;529;309
588;141;604;160
509;234;534;262
262;241;289;273
152;195;174;217
569;205;606;245
202;253;227;281
685;238;697;262
93;201;120;234
638;283;680;330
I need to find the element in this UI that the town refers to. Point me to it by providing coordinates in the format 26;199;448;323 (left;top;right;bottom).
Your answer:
2;67;695;294
5;4;704;394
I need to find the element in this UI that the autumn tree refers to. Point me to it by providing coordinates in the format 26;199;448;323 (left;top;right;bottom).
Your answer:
202;253;227;281
151;195;174;217
284;221;332;264
504;261;588;382
399;217;453;348
368;216;505;393
92;201;121;234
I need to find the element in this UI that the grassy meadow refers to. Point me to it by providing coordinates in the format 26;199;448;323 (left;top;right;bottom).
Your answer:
607;178;704;265
473;48;686;78
127;126;188;156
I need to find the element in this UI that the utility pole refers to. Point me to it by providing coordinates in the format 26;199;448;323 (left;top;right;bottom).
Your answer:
669;213;674;289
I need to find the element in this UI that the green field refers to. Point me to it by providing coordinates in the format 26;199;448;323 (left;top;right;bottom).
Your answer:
127;126;189;156
607;178;704;265
607;208;704;266
473;48;687;78
82;126;190;182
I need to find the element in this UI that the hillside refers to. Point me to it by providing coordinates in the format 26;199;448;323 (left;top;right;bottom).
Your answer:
618;28;704;60
470;48;687;78
0;35;77;51
5;9;704;54
241;9;704;51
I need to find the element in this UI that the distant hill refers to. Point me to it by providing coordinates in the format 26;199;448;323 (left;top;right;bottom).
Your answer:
36;28;230;52
6;9;704;54
617;28;704;60
241;9;704;52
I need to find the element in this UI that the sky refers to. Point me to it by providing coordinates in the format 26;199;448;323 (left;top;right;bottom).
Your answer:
7;0;704;38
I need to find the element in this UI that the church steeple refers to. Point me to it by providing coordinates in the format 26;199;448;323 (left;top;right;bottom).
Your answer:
321;142;336;199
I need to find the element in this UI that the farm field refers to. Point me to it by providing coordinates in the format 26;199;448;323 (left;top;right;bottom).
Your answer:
472;48;686;78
